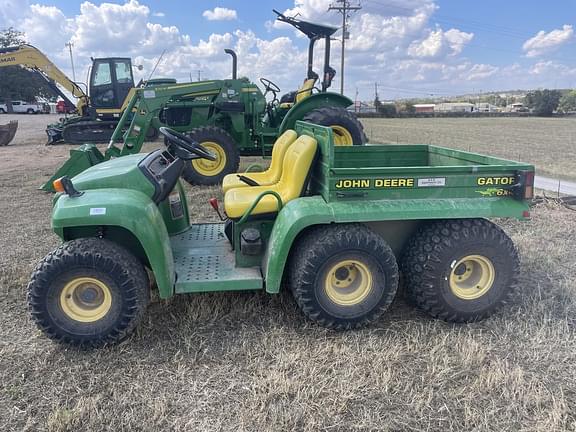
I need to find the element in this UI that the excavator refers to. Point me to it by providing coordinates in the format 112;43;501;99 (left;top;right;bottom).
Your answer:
0;44;153;144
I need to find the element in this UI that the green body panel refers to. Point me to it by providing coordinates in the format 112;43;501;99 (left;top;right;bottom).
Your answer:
41;144;105;191
52;188;176;299
277;92;354;134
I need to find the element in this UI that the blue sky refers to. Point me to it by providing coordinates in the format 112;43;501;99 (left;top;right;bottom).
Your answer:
1;0;575;99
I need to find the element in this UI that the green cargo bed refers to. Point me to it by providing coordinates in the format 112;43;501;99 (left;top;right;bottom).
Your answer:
299;122;534;203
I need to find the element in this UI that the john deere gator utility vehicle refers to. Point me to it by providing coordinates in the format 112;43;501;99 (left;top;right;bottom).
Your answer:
28;122;535;347
0;44;162;143
43;9;365;189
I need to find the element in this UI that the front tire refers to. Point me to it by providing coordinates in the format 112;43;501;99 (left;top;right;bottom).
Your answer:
401;219;519;322
180;126;240;185
289;224;399;330
302;106;367;146
27;238;150;347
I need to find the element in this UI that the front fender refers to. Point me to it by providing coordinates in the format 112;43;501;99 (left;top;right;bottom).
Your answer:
52;189;176;299
278;92;354;134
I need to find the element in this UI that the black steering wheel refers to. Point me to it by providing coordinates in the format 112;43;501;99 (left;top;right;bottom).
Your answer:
159;127;216;161
260;78;281;96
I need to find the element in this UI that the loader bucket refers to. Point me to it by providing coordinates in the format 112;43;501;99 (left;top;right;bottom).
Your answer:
41;144;106;192
0;121;18;146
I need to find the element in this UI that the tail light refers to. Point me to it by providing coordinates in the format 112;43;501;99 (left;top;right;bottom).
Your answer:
514;170;535;201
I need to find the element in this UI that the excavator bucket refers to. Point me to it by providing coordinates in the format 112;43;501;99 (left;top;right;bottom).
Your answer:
40;144;106;191
0;121;18;146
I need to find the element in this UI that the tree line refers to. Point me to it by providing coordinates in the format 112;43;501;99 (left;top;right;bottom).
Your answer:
0;28;55;112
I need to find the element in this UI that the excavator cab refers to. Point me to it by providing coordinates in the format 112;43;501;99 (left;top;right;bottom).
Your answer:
89;58;135;112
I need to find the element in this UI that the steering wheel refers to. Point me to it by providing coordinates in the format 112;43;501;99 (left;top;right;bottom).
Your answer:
159;127;216;161
260;78;281;96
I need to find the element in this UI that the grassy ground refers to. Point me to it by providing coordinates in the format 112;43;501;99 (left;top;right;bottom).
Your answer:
362;117;576;180
1;115;575;431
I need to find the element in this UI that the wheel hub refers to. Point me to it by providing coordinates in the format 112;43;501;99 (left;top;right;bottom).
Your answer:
325;260;373;306
449;255;495;300
191;141;226;176
60;277;112;322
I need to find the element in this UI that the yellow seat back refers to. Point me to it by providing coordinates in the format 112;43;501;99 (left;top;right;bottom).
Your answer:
296;78;317;103
276;135;318;198
221;130;298;193
223;135;318;218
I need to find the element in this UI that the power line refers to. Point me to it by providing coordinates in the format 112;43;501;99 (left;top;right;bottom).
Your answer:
329;0;362;95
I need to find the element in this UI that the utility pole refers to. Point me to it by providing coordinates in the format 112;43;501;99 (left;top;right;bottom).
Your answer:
65;42;76;82
329;0;361;95
192;69;204;81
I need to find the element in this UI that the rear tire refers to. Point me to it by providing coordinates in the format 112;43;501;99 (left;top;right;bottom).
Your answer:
180;126;240;185
302;106;367;145
289;224;399;329
0;108;5;114
401;219;519;322
27;109;35;114
27;238;150;347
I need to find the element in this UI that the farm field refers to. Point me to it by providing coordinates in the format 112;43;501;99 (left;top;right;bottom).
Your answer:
362;117;576;180
0;114;575;431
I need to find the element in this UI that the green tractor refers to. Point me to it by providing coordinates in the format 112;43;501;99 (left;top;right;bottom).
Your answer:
43;10;365;190
28;122;535;347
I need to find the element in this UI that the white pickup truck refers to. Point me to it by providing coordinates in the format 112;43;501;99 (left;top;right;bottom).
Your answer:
0;100;43;114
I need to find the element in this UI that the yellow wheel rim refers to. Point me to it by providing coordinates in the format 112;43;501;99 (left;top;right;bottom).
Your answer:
330;125;354;146
324;259;373;306
59;277;112;322
191;142;227;177
449;255;495;300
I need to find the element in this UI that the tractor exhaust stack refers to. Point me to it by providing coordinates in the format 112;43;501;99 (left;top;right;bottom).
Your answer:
225;49;237;79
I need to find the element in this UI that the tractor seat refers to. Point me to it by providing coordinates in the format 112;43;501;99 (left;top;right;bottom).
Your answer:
279;78;317;109
224;135;318;219
221;130;298;193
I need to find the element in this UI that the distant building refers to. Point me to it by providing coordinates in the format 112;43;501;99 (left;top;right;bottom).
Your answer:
414;104;435;113
435;102;474;113
505;103;528;113
474;103;500;113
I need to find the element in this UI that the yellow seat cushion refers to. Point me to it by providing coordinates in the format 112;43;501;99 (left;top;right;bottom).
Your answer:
221;130;298;193
296;78;317;103
277;78;317;110
224;135;318;219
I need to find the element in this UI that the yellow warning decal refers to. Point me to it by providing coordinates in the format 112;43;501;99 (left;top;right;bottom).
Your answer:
477;176;515;186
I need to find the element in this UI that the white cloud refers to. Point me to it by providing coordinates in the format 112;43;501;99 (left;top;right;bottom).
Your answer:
408;28;473;59
523;25;573;57
152;11;165;17
2;0;576;101
202;7;237;21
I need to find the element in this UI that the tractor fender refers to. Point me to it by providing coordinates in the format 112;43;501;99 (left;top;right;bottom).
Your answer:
263;196;335;293
278;92;354;134
52;189;176;299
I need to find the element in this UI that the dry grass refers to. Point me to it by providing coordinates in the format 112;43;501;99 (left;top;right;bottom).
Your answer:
362;117;576;180
1;115;576;431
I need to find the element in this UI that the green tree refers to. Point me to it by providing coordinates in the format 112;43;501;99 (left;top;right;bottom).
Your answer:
558;90;576;113
524;89;562;116
0;27;54;112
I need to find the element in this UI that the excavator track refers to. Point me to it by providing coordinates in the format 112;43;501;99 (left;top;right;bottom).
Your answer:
61;120;119;145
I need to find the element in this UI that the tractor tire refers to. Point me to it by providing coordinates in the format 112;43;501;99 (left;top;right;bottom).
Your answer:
289;223;399;330
400;219;519;323
27;238;149;347
180;126;240;186
302;106;367;146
